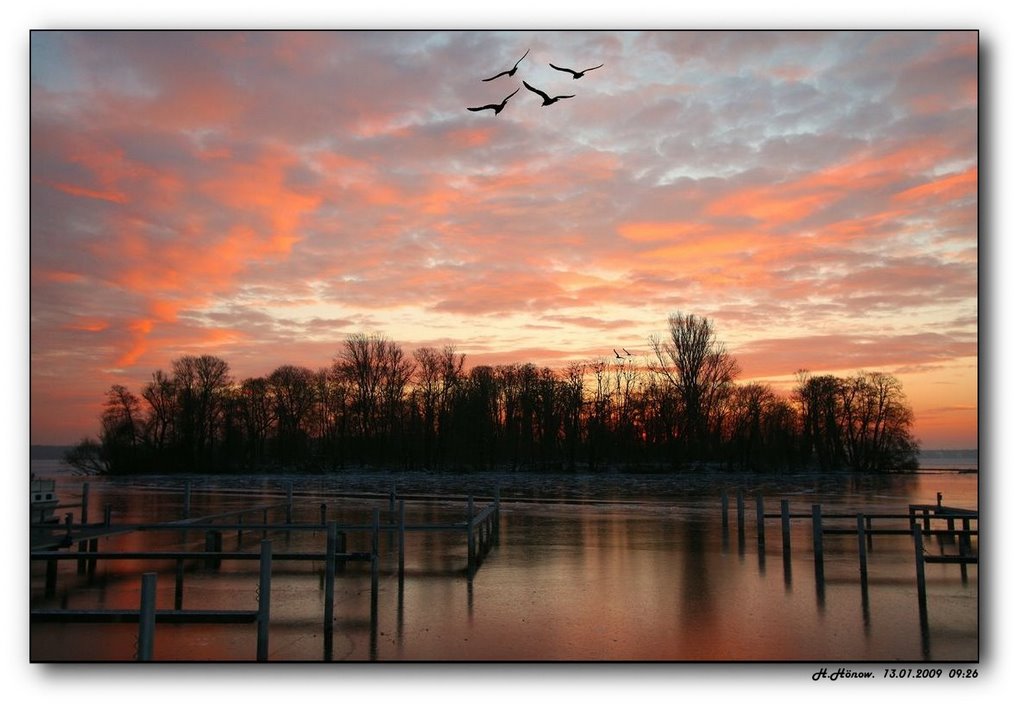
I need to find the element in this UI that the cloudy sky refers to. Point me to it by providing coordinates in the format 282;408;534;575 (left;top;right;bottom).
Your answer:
29;30;977;447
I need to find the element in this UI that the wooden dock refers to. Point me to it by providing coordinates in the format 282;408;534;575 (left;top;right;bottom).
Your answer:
720;488;978;657
30;480;503;661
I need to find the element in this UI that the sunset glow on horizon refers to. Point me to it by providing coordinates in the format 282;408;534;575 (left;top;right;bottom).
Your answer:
30;30;978;448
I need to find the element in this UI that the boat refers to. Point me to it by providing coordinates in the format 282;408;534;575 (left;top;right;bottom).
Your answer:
31;477;60;524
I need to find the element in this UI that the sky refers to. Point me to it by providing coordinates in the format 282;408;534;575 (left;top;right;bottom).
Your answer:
29;29;978;448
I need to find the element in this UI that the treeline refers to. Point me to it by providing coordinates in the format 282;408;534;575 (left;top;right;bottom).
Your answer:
65;313;919;476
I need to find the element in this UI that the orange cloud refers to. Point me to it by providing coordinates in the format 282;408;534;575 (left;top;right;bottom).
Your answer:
67;318;109;332
894;166;977;203
696;139;961;237
46;180;128;204
618;222;711;243
116;318;155;367
706;188;834;225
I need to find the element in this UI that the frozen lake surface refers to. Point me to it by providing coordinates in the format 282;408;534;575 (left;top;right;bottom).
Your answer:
30;460;978;662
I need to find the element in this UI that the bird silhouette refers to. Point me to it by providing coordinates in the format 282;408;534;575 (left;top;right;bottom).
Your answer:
523;81;574;106
467;87;520;115
549;63;604;79
482;49;530;82
614;349;624;359
623;349;633;357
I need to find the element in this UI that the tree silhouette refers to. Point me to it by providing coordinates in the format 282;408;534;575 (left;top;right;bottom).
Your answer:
65;315;920;475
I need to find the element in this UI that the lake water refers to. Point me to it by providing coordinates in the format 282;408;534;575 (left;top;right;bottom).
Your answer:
29;459;978;662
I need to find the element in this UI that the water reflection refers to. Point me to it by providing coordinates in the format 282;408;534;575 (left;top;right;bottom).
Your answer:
30;466;977;662
680;517;715;629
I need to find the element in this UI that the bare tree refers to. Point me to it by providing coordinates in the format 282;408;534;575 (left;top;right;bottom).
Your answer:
141;370;177;451
172;354;231;467
236;377;276;464
651;313;740;459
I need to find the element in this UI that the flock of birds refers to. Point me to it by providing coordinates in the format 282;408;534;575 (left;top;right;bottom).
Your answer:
467;49;603;115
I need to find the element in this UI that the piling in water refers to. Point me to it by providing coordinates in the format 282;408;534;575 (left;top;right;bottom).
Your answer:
781;499;791;554
323;521;336;660
174;559;184;610
755;496;765;549
257;540;272;662
205;531;223;570
494;486;501;545
398;500;406;582
856;514;868;587
87;538;98;580
371;510;380;626
812;504;825;603
45;558;57;598
138;573;157;661
913;524;928;627
77;482;90;575
467;496;475;576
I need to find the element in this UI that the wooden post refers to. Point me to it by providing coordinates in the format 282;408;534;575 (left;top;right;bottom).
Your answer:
736;491;745;534
45;558;57;598
80;482;90;524
856;514;868;587
755;495;765;550
913;524;928;625
371;510;380;623
138;572;157;662
959;523;970;583
183;481;192;518
87;538;98;580
323;522;337;660
262;508;269;539
320;503;327;527
467;496;475;575
63;512;73;547
77;482;90;575
494;486;501;545
204;530;222;570
923;508;931;533
178;481;191;611
237;513;244;548
781;499;791;554
104;504;112;528
721;493;729;531
812;504;824;581
257;539;272;662
398;500;406;582
175;558;184;610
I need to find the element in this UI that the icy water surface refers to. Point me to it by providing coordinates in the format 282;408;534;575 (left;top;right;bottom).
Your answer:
29;462;978;662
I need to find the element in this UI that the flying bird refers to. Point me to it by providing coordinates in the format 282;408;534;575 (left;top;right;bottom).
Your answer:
523;81;574;106
549;62;604;79
467;87;520;115
614;349;624;359
623;349;633;357
482;49;530;82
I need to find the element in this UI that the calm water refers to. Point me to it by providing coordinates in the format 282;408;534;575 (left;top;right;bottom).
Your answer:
29;460;979;662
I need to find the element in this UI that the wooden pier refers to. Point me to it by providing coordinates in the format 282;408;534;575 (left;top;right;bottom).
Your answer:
720;488;978;653
31;481;503;661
